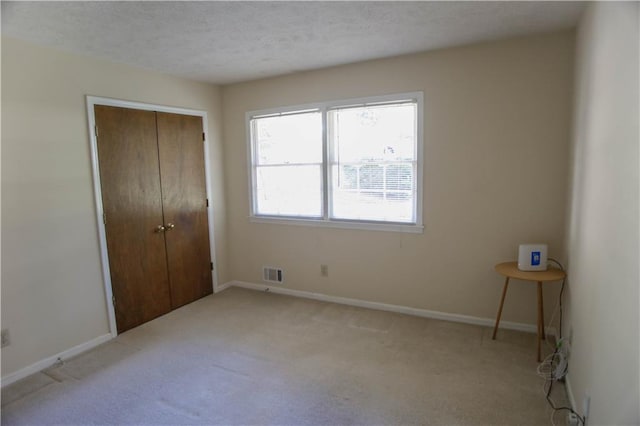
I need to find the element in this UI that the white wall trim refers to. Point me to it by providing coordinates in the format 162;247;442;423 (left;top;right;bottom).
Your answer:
214;281;233;293
200;111;221;294
85;95;221;337
227;280;553;335
248;216;424;234
1;333;112;388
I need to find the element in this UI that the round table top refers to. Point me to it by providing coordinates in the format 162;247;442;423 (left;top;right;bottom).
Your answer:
495;261;566;282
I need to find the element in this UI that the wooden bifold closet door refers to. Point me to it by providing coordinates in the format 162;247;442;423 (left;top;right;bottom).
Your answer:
95;105;212;333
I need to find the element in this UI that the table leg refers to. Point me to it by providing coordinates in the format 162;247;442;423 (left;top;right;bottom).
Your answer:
536;281;544;362
492;277;510;340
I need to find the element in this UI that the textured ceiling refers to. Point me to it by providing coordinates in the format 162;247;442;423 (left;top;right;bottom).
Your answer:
1;1;585;85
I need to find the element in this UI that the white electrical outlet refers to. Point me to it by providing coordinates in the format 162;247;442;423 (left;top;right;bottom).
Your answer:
1;329;10;348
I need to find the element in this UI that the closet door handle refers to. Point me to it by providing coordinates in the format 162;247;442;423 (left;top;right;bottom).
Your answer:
165;223;175;231
155;225;166;233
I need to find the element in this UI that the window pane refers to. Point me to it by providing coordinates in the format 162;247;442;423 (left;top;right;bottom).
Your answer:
330;103;416;162
255;165;322;217
359;164;384;190
329;102;417;224
386;164;413;190
331;164;415;223
254;112;322;165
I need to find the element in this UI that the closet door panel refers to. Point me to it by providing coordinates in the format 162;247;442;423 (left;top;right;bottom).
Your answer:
156;112;213;308
95;105;172;333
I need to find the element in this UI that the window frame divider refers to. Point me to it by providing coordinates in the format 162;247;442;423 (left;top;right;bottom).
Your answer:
321;106;330;221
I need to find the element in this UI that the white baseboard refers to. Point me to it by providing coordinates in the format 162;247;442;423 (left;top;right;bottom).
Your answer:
228;280;551;335
214;281;232;293
1;333;113;388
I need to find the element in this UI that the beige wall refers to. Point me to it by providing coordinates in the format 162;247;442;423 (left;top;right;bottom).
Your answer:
222;32;574;325
565;3;639;424
1;37;228;377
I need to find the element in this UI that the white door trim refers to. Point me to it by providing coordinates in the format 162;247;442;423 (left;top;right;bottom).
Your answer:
85;95;220;337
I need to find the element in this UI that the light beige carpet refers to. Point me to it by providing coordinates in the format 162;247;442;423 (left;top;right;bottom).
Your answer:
2;287;568;425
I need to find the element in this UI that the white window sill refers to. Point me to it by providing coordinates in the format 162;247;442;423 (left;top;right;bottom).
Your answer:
249;215;424;234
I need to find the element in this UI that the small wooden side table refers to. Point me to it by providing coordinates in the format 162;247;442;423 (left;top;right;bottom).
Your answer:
492;261;566;362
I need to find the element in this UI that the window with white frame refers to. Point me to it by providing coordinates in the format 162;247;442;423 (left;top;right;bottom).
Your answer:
247;92;423;232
